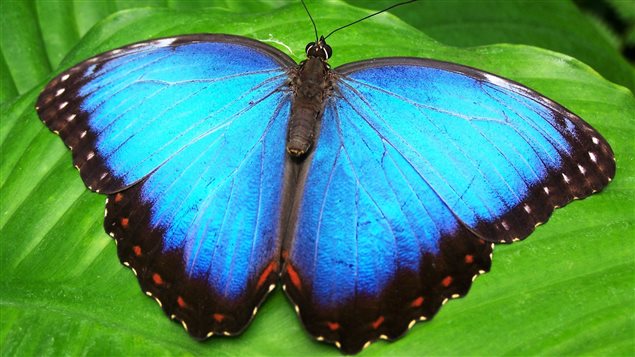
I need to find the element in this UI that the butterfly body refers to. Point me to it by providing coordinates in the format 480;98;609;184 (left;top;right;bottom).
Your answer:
288;56;331;157
36;32;614;354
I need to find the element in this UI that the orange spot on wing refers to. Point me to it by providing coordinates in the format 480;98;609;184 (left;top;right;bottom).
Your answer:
120;217;129;229
286;263;302;290
213;313;225;322
442;276;453;287
465;254;474;264
114;193;124;202
256;261;278;289
410;296;424;308
152;273;164;285
132;245;142;256
327;321;340;331
371;316;385;329
177;296;187;308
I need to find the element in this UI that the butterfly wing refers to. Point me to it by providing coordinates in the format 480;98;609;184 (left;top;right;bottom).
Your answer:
282;58;615;353
36;34;294;194
36;35;296;337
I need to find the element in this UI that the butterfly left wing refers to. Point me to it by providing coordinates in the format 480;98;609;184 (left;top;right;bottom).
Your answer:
36;35;297;338
282;58;615;353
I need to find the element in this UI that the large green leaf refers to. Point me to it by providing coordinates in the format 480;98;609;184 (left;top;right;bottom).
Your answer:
1;1;633;356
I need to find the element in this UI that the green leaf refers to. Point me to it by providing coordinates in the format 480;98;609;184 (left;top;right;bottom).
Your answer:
1;1;633;356
347;0;635;92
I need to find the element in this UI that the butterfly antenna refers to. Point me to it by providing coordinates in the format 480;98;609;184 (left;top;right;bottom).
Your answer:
323;0;418;40
301;0;319;43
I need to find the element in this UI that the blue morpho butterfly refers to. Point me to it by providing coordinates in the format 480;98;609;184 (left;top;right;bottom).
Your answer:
35;1;615;354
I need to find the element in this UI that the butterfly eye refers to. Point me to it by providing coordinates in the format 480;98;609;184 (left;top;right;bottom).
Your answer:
305;42;316;55
322;43;332;59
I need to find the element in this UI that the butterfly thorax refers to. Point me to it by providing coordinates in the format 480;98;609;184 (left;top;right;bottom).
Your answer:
287;50;332;158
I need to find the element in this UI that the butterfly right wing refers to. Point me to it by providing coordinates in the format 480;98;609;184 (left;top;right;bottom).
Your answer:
281;58;614;353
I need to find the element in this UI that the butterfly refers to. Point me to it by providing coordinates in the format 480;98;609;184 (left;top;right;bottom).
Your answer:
34;5;615;354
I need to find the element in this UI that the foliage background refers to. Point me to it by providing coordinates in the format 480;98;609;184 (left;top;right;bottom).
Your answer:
1;0;633;356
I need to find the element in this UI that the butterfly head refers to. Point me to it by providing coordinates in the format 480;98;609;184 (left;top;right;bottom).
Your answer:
305;36;332;60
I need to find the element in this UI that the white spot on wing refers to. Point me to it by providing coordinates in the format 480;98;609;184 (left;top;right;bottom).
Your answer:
501;220;510;231
59;102;68;109
206;332;214;338
589;152;597;163
483;73;511;89
562;173;570;183
66;114;76;122
55;88;65;96
156;38;177;47
578;164;586;175
523;204;531;214
80;130;87;139
153;297;163;307
592;137;599;145
61;74;70;82
87;151;95;160
543;186;550;195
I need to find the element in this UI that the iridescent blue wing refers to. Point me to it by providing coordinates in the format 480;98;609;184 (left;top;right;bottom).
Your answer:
36;35;295;337
282;58;615;353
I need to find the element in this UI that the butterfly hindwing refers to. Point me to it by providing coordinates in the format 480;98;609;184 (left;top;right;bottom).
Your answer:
282;58;614;353
37;35;297;337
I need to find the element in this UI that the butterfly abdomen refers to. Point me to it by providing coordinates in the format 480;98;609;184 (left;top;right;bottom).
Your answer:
287;57;331;157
